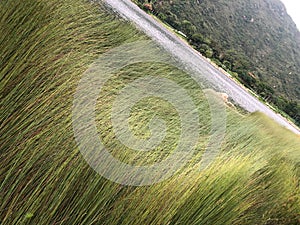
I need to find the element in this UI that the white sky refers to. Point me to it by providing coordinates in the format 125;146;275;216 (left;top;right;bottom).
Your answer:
281;0;300;29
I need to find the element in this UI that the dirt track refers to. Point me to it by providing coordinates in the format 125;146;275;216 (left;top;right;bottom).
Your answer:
104;0;300;135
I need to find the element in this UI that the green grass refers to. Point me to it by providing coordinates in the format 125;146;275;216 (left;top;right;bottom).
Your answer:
1;0;300;224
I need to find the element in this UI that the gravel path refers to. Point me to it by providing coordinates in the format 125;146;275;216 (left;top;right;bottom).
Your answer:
104;0;300;135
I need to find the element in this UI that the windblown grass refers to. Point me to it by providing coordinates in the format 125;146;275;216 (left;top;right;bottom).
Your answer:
1;0;299;224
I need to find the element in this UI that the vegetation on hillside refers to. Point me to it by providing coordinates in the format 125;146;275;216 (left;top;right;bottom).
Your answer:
134;0;300;126
1;0;300;224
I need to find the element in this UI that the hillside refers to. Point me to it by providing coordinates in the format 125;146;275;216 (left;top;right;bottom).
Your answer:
135;0;300;125
1;0;300;224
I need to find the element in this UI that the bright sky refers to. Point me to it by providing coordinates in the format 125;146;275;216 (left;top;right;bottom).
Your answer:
281;0;300;29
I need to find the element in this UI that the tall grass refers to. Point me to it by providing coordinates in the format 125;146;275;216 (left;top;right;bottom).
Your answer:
1;0;299;224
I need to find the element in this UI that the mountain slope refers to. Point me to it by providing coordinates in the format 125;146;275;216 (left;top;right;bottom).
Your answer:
135;0;300;125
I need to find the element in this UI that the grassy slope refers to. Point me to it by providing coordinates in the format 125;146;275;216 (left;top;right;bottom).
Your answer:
1;0;300;224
